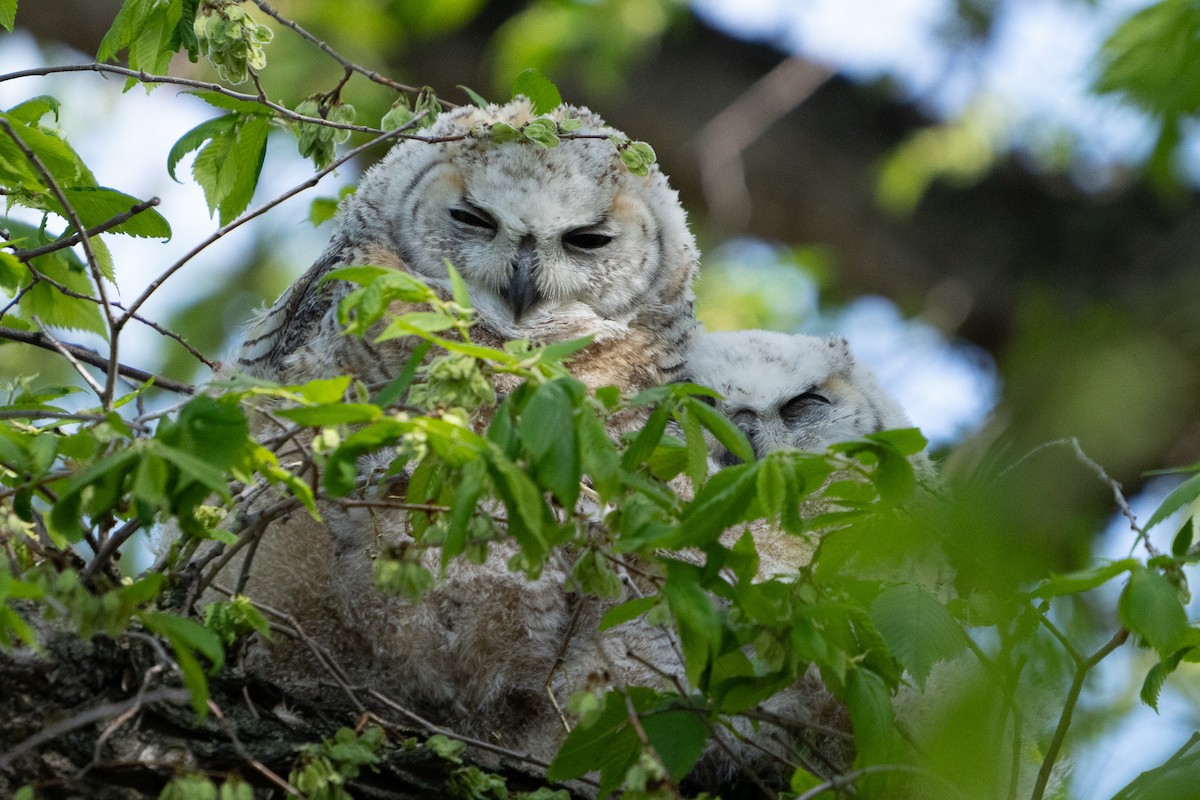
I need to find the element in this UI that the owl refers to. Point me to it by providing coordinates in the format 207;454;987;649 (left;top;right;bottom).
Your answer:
220;99;719;788
236;98;697;402
685;330;917;465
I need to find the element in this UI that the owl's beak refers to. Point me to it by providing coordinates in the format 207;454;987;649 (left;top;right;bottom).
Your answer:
504;237;541;323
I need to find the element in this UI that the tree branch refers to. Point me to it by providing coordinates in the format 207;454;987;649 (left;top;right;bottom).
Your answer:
8;197;161;262
0;326;195;395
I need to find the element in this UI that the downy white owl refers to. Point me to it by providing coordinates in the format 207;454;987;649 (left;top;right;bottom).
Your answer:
218;99;729;790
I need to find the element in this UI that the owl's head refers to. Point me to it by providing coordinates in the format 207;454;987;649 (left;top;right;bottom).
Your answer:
686;330;914;463
337;98;697;342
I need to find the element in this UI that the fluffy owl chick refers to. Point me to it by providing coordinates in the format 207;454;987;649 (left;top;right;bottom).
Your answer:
221;99;705;786
686;330;915;464
237;97;698;401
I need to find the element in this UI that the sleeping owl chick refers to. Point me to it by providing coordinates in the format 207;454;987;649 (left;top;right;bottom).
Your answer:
219;98;707;787
686;330;916;466
684;329;932;573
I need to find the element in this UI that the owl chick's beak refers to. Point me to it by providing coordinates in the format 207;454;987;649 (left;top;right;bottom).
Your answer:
504;237;542;323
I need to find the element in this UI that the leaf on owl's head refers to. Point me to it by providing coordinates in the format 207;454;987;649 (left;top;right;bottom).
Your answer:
511;68;563;115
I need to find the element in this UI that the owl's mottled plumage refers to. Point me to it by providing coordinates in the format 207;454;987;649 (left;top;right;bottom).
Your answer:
686;330;914;463
237;99;697;400
223;100;727;789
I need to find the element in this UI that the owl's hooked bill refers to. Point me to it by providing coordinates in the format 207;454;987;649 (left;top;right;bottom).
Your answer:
502;236;542;323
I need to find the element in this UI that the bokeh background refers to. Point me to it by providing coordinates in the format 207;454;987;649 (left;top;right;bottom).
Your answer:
3;1;1200;795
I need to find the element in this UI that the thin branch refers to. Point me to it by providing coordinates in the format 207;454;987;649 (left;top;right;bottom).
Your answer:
1031;627;1130;800
0;117;121;407
32;315;104;397
116;121;419;328
0;688;192;770
0;326;195;395
248;0;452;103
80;518;143;581
0;64;386;135
9;197;161;261
794;764;968;800
207;698;303;796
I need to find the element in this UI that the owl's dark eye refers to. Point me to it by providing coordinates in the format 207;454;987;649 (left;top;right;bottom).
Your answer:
563;229;613;250
450;207;498;230
731;409;758;432
780;391;829;421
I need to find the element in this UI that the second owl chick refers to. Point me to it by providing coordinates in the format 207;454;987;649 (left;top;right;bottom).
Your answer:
686;330;916;465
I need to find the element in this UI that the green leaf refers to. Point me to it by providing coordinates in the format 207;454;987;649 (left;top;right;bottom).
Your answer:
142;610;224;717
190;113;270;225
0;112;94;189
0;0;14;32
444;457;487;565
1145;472;1200;531
640;703;709;782
664;561;721;686
869;584;966;690
7;96;58;125
672;462;760;548
308;196;339;226
276;403;382;426
1030;558;1139;599
446;261;470;309
1119;567;1190;657
548;688;650;797
1096;0;1200;118
51;186;171;239
97;0;155;62
374;340;432;408
520;379;580;509
167;114;238;182
458;85;490;108
1141;647;1190;711
184;90;271;115
0;249;24;293
538;334;594;365
512;68;562;114
599;596;659;631
685;393;755;465
621;402;670;470
845;669;897;785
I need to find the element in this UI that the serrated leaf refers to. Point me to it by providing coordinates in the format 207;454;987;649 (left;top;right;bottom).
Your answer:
640;703;709;782
51;186;171;239
1030;558;1139;599
142;610;224;717
538;334;594;365
1146;472;1200;531
1141;647;1190;711
7;96;58;125
374;340;432;408
276;403;381;426
444;457;486;566
0;112;94;189
1119;567;1190;657
869;584;965;690
520;379;579;509
189;113;269;224
126;0;181;77
97;0;155;63
0;0;14;32
512;68;562;114
598;596;659;631
845;669;897;781
665;561;722;686
671;462;760;548
621;402;671;470
548;688;642;798
167;114;238;182
0;250;23;293
1096;0;1200;118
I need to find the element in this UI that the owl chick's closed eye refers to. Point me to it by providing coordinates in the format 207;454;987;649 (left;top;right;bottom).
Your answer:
686;330;916;465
